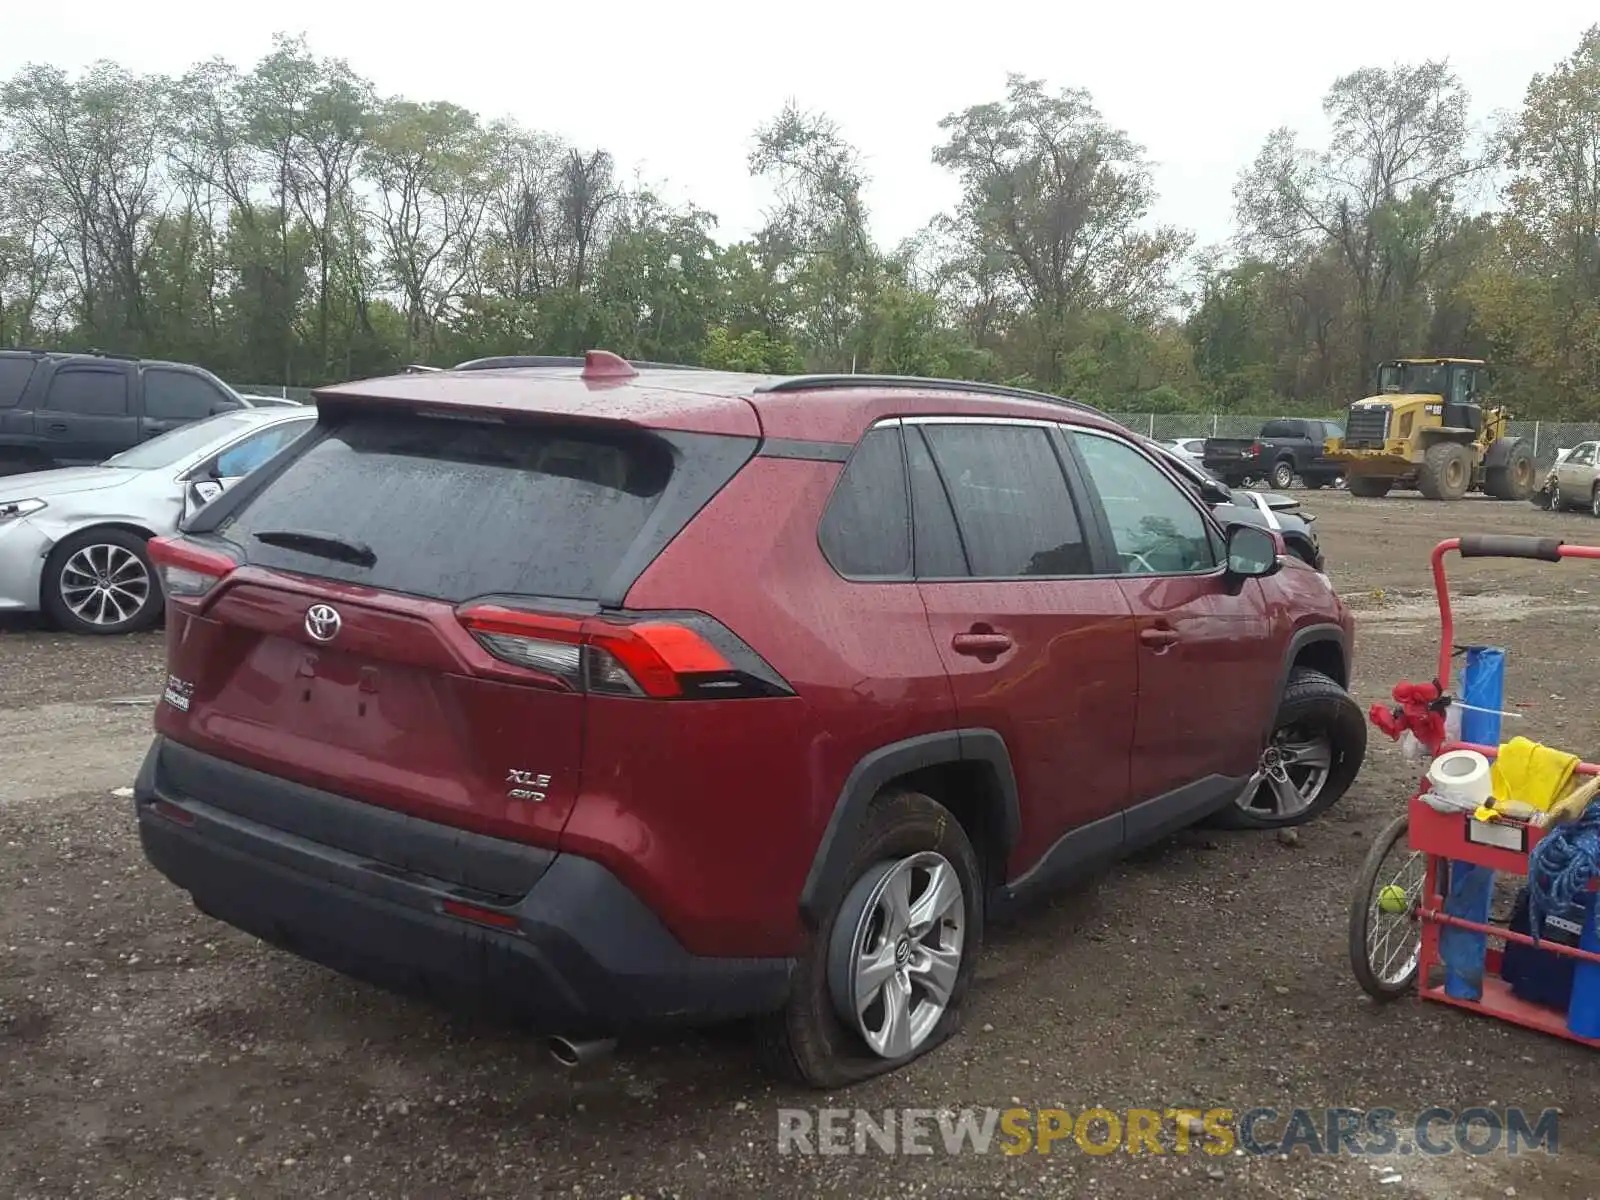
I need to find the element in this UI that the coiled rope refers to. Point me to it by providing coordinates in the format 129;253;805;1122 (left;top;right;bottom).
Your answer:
1529;802;1600;938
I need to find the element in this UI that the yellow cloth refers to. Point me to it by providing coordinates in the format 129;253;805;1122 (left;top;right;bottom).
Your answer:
1488;736;1579;813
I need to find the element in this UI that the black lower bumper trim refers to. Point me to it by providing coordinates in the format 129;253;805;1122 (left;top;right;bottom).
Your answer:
135;738;793;1034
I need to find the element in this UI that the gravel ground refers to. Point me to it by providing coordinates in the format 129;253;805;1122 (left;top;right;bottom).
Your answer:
4;492;1600;1199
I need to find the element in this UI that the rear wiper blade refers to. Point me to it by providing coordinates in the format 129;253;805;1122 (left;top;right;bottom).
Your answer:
252;528;376;566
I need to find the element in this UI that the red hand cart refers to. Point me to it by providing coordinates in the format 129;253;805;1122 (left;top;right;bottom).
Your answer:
1349;534;1600;1047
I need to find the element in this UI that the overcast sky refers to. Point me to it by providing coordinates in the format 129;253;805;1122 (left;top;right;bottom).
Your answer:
6;2;1596;259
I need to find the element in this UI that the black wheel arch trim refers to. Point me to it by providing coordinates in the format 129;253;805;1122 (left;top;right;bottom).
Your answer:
797;728;1020;930
1268;623;1349;728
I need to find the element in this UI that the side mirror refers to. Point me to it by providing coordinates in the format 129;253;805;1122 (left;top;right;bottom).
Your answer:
182;479;224;525
1226;524;1281;578
1198;477;1232;505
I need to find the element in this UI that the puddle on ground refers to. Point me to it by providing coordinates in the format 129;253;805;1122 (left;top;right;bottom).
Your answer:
1347;590;1600;635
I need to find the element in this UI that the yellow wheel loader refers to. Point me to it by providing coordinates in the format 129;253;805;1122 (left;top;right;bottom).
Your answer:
1323;358;1536;501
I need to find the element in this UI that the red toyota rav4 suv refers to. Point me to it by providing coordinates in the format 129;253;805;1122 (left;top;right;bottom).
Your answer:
135;352;1364;1086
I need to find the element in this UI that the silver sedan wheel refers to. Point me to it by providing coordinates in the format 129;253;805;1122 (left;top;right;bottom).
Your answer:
1239;726;1333;821
59;543;152;627
828;851;965;1059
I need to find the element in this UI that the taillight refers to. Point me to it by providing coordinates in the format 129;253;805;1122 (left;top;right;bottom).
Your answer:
147;536;237;599
1249;441;1264;455
457;604;793;700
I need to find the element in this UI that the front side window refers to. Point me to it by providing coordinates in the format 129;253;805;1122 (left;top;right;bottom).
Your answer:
1072;431;1217;575
213;420;315;478
919;422;1092;578
144;368;230;421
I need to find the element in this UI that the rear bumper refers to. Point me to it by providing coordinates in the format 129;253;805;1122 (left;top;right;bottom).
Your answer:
134;737;793;1034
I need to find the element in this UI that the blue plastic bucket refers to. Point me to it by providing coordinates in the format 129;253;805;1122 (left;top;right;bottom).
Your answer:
1459;646;1507;746
1440;647;1505;1000
1568;895;1600;1038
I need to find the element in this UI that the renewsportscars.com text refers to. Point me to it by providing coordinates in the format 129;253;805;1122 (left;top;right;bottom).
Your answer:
777;1106;1560;1157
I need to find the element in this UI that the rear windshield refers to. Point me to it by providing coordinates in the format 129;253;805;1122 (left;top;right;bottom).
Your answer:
220;412;686;603
0;357;36;407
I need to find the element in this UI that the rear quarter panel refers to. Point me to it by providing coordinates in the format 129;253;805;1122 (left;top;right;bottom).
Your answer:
593;456;956;956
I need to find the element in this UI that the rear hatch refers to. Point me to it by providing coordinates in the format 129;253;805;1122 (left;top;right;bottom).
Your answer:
153;399;759;849
1202;438;1258;462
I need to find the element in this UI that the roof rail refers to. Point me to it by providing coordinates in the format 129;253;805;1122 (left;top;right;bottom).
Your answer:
83;347;141;361
753;374;1102;415
452;354;697;373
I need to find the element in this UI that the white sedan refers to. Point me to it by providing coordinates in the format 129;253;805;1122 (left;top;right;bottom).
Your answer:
1163;437;1206;465
0;408;315;634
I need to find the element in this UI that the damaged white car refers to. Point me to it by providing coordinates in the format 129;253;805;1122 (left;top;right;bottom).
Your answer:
0;408;314;634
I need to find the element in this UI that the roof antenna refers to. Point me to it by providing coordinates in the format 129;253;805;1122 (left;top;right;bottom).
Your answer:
581;350;638;381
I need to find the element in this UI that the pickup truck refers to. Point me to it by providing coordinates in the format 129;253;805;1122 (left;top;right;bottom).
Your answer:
0;350;249;476
1201;418;1346;490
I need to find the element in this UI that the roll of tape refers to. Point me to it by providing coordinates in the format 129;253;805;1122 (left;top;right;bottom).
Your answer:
1427;749;1493;807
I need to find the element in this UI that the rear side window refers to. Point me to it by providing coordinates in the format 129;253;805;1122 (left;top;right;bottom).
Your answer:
818;426;911;579
46;369;128;416
219;412;745;603
0;358;35;407
920;423;1092;578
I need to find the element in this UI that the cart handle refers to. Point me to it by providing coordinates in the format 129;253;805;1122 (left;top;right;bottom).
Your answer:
1431;537;1600;687
1458;534;1565;561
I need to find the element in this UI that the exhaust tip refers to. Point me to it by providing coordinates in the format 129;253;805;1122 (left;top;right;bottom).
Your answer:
548;1035;616;1067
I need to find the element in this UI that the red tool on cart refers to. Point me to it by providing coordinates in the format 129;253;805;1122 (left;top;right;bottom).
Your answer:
1349;534;1600;1047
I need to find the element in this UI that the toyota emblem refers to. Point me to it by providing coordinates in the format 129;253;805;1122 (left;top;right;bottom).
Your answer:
305;603;342;642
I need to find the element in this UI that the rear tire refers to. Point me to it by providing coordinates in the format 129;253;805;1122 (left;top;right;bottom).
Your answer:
1270;460;1296;490
1484;439;1536;501
1212;667;1366;830
1417;441;1472;500
1346;475;1392;498
755;789;982;1087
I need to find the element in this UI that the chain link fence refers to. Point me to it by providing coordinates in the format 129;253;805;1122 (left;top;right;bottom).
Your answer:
1110;413;1600;470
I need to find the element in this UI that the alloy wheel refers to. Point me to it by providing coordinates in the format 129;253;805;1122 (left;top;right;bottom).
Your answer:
1240;723;1333;821
829;852;965;1059
59;543;151;628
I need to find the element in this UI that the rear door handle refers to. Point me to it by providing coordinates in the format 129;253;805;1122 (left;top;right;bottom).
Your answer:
1139;626;1180;649
46;422;69;434
952;631;1013;658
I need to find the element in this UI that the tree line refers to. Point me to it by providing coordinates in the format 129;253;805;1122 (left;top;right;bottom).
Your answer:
1;29;1597;415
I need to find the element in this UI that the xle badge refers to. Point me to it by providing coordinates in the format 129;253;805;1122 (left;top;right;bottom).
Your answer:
506;769;552;802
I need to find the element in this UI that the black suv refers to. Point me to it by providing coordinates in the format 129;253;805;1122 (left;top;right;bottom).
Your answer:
0;350;249;476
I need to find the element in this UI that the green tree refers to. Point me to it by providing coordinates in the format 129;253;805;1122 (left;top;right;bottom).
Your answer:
931;74;1191;389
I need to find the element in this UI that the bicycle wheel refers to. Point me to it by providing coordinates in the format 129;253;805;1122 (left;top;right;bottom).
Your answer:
1348;812;1428;1001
